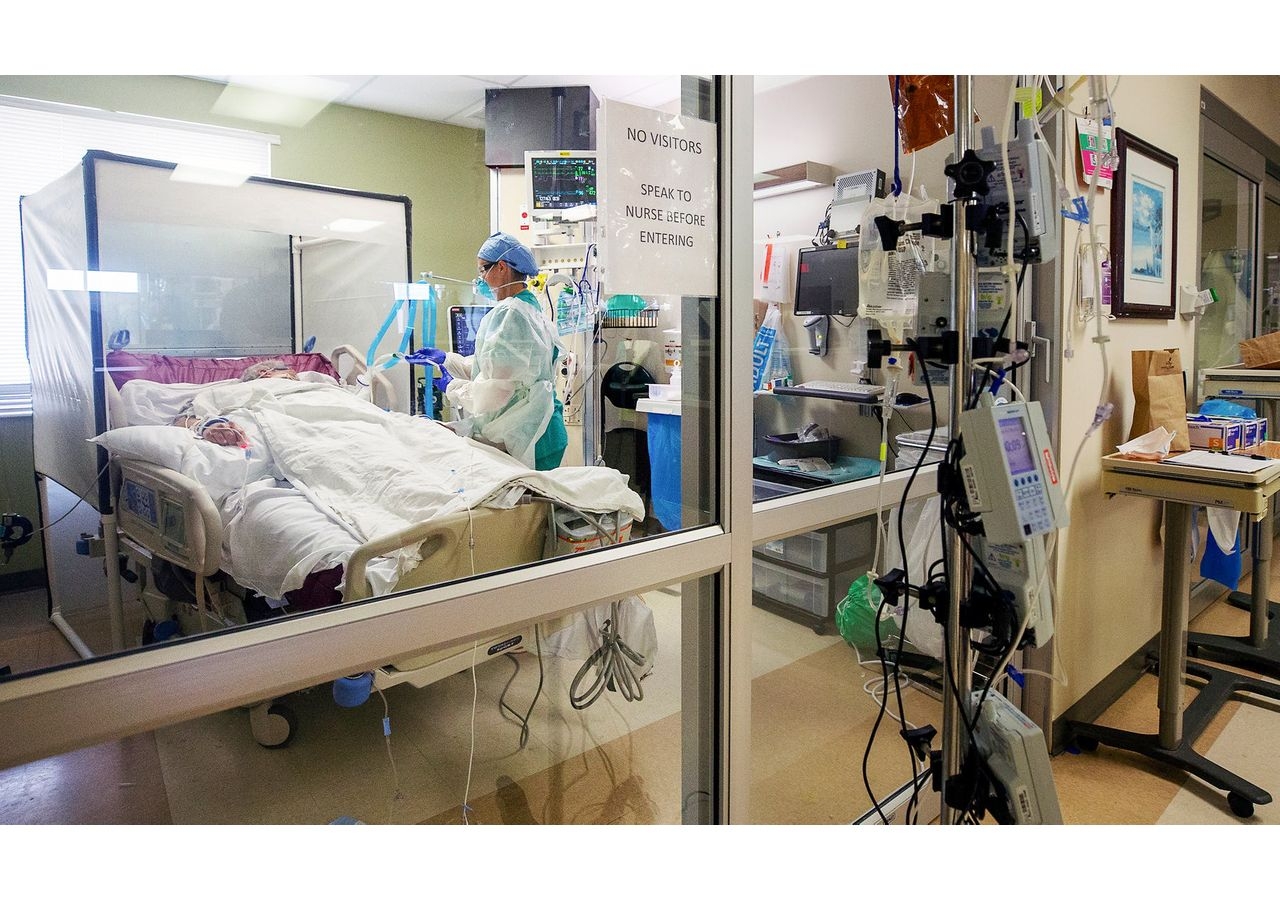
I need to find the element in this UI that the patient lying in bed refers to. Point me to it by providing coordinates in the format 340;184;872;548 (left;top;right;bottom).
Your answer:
98;367;646;605
173;359;302;445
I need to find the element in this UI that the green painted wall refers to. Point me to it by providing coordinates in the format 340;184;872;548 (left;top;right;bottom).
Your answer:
0;75;493;578
0;417;42;580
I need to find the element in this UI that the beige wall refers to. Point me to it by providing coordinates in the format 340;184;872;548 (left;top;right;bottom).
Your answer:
1053;75;1280;717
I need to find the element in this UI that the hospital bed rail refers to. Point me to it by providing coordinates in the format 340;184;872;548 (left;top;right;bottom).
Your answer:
110;459;569;747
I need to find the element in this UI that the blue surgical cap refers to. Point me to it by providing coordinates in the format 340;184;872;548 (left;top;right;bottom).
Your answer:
477;232;539;277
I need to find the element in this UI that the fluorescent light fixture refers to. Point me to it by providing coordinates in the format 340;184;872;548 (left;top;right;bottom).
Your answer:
212;76;348;128
753;161;836;199
46;270;139;292
326;218;383;234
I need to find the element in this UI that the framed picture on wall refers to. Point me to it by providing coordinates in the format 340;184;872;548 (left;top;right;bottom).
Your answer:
1110;129;1178;319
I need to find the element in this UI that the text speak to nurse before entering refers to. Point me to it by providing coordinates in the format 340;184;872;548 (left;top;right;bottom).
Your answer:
624;187;708;230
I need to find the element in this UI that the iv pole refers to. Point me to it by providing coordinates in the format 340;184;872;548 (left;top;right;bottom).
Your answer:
940;75;977;825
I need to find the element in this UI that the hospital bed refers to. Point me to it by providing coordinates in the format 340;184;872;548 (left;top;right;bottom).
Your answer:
97;348;649;747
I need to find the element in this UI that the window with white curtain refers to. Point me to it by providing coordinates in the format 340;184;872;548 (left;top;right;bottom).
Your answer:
0;95;275;415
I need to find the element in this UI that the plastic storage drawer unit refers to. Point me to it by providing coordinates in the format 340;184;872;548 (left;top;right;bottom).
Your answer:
755;518;874;571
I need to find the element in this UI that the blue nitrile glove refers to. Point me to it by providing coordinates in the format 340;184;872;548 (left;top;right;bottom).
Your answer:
433;369;452;392
404;346;447;367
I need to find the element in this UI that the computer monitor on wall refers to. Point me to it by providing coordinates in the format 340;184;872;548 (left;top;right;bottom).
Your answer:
525;150;598;221
793;243;859;317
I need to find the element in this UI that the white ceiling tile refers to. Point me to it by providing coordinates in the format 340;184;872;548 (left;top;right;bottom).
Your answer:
344;76;491;122
186;74;800;127
616;80;684;109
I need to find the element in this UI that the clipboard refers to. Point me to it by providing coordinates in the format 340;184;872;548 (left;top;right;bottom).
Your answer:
1160;450;1278;475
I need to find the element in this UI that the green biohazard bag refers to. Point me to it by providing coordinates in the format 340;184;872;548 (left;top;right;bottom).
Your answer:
836;573;898;658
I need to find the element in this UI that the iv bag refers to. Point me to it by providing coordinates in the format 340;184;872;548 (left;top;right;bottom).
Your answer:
858;193;940;344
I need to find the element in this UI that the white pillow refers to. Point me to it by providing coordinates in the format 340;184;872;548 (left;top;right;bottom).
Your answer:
90;426;195;470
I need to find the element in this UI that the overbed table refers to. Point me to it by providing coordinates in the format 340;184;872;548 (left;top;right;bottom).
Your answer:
1063;452;1280;818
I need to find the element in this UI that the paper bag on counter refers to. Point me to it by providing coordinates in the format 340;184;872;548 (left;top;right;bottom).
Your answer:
1240;331;1280;369
1129;348;1188;451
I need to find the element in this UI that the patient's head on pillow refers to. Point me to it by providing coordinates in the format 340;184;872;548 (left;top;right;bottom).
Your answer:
241;360;299;381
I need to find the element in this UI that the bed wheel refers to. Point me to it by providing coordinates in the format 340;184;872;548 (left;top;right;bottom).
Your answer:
249;700;297;748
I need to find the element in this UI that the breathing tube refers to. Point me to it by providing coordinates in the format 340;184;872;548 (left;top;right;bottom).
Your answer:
366;282;438;373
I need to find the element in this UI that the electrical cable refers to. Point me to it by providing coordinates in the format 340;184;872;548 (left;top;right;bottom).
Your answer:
933;404;1016;821
813;202;833;247
967;214;1031;410
498;624;545;750
861;356;941;823
530;500;648;710
568;599;646;709
33;462;111;536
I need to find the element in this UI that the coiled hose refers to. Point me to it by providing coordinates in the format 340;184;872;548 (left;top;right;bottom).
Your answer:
568;600;648;709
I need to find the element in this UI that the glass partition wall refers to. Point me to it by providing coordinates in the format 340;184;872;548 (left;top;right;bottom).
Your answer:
0;74;745;824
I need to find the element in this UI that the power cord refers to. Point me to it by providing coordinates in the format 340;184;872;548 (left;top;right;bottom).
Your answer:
568;601;647;709
498;625;545;749
862;358;941;823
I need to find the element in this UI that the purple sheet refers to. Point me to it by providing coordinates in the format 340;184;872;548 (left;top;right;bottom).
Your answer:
106;350;340;389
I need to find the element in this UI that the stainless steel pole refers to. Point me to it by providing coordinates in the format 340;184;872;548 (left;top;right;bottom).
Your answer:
940;75;976;825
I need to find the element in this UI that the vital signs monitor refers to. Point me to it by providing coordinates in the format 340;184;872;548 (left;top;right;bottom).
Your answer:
525;150;598;220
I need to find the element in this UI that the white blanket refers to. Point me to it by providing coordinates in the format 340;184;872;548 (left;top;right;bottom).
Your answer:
170;379;644;599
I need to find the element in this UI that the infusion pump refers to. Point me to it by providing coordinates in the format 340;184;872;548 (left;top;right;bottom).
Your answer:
958;399;1066;648
958;399;1068;545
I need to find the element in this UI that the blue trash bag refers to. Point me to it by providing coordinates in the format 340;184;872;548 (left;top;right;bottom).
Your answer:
1200;530;1242;592
1199;398;1257;419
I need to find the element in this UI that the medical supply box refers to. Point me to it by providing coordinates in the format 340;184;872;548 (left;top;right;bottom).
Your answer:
549;508;633;556
1244;418;1268;447
1186;414;1266;451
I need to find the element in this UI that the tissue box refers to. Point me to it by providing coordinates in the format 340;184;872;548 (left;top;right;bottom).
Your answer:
1187;415;1243;451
